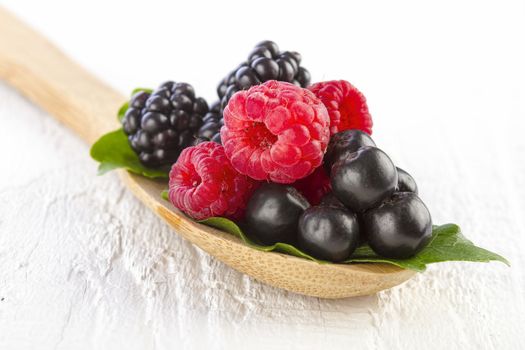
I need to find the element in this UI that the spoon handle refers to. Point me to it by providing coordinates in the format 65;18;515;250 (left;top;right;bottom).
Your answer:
0;6;123;144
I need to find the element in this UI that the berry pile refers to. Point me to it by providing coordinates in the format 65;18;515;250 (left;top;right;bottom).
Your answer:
244;130;432;261
122;81;208;167
195;41;312;144
118;41;433;262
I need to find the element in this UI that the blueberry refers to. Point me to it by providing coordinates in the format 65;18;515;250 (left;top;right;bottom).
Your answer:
324;130;376;173
362;192;432;258
244;183;310;245
298;206;360;262
331;146;398;212
396;167;418;194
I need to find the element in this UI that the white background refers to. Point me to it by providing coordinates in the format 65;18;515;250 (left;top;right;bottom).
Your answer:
1;0;524;349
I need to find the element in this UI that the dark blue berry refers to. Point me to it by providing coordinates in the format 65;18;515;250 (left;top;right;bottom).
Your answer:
362;192;432;258
298;206;360;262
396;167;418;194
331;146;398;212
244;183;310;245
324;130;376;174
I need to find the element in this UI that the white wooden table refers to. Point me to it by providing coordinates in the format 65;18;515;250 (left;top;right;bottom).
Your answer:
1;1;524;349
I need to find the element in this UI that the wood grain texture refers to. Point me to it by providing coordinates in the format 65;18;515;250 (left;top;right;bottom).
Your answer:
0;7;122;143
0;6;415;298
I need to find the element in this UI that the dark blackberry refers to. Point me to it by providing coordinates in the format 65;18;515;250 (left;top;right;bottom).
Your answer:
217;40;311;111
121;81;208;167
194;101;223;144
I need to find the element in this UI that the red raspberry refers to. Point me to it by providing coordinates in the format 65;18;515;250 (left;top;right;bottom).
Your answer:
292;166;331;205
221;81;330;184
308;80;373;135
168;142;257;220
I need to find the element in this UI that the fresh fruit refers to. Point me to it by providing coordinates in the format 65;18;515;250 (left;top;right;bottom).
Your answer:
319;192;345;208
331;146;398;212
122;81;208;167
168;142;256;220
396;167;418;194
309;80;373;135
292;167;331;205
298;206;360;262
217;40;311;111
221;80;330;183
244;183;310;245
361;192;432;258
195;101;223;144
323;129;376;174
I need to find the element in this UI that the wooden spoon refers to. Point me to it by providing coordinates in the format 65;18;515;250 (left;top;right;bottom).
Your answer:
0;7;416;298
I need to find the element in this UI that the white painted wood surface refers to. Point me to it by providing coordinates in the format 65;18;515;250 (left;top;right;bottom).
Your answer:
0;1;524;349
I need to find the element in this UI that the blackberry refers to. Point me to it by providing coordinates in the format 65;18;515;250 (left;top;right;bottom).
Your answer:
194;101;223;144
217;40;311;112
121;81;208;167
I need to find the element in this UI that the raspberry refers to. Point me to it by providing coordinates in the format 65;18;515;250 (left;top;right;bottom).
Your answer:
221;81;330;183
168;142;257;220
308;80;373;135
292;166;331;205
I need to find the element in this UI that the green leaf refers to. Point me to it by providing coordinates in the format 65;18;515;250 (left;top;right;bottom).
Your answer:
161;189;169;201
346;224;509;271
198;218;509;271
200;217;326;262
117;101;129;121
93;87;170;178
131;87;153;95
90;128;169;179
